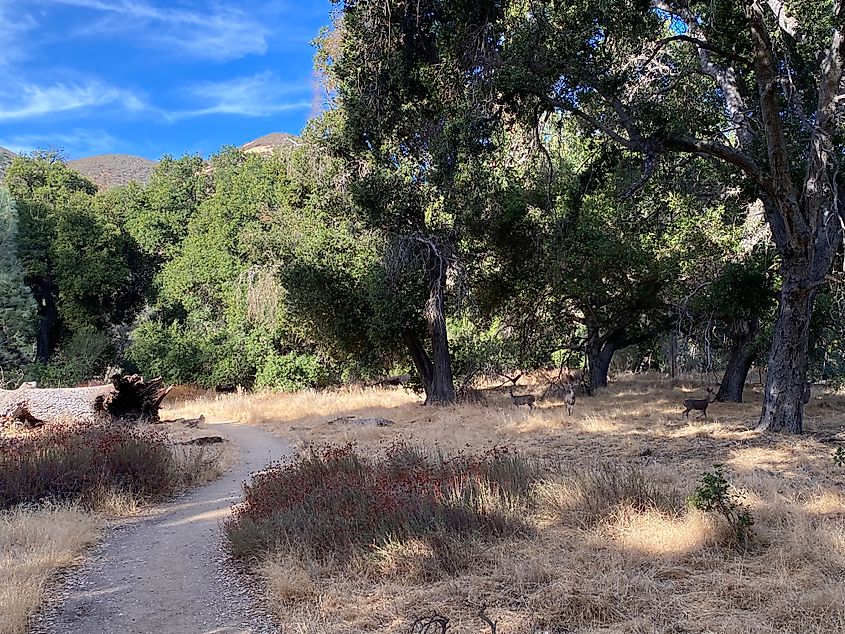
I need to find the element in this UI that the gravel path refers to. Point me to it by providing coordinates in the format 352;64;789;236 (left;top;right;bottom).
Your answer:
32;422;291;634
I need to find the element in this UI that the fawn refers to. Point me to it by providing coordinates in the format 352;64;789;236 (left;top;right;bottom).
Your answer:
683;387;714;419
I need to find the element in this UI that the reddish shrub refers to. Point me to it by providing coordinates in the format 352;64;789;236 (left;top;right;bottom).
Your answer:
223;442;539;560
0;425;180;508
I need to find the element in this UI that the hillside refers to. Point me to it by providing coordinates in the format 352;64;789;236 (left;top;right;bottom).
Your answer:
4;133;298;189
68;154;157;190
241;132;299;156
0;146;16;181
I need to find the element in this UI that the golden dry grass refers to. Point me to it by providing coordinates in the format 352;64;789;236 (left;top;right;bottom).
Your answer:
169;373;845;633
0;505;99;634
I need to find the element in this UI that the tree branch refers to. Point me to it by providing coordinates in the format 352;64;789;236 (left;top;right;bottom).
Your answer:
546;97;636;149
652;0;754;148
662;137;775;198
640;34;744;69
764;0;803;40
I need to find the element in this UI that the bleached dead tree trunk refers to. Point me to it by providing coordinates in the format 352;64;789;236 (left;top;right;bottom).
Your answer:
0;375;171;426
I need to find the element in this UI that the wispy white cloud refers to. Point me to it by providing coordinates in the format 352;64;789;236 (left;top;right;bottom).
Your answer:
0;80;145;122
0;1;39;66
0;128;119;157
42;0;268;61
167;71;311;119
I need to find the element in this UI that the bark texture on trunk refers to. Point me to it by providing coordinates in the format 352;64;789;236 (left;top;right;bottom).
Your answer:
424;258;455;405
715;318;759;403
405;331;434;396
588;339;616;390
757;276;815;433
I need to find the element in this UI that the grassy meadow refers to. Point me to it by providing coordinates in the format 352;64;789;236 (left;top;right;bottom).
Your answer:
168;373;845;633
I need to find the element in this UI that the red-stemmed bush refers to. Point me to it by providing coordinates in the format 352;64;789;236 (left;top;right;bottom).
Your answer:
0;425;181;509
223;442;539;560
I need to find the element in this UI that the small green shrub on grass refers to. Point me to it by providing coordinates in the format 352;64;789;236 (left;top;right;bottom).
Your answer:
688;464;754;547
254;352;332;391
223;443;540;561
833;446;845;467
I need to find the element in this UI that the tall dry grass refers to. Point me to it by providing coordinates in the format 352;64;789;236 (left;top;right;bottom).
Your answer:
172;374;845;633
0;505;98;634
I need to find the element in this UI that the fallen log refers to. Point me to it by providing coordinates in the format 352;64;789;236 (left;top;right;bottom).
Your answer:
0;374;172;427
174;436;225;446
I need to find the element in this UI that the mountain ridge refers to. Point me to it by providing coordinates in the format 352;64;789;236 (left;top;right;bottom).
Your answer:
0;133;298;190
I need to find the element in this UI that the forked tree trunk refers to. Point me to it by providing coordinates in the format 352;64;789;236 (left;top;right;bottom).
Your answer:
757;272;816;434
715;318;759;403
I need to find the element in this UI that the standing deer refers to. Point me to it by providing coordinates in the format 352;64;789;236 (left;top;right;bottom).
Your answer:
683;387;714;419
563;382;576;415
509;387;536;410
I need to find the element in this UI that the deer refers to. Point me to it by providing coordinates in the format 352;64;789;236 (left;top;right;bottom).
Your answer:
509;387;536;410
562;382;576;416
682;387;714;419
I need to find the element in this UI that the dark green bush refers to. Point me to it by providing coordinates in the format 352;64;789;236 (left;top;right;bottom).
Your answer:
30;326;114;387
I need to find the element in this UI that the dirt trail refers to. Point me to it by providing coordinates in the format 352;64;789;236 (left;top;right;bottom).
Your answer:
33;422;291;634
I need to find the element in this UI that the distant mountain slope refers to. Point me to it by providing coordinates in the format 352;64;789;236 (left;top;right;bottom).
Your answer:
0;146;16;181
68;154;157;190
241;132;299;156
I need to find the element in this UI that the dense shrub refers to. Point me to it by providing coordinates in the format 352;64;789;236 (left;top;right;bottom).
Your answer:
0;425;189;508
29;326;114;387
254;352;332;391
126;319;210;386
223;443;539;560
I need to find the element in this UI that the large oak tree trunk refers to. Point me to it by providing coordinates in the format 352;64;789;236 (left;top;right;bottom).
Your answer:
757;272;816;433
31;274;59;363
405;330;434;396
716;318;759;403
587;337;617;390
424;258;455;405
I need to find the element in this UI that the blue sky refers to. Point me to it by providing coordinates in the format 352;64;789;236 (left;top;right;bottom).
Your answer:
0;0;332;160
